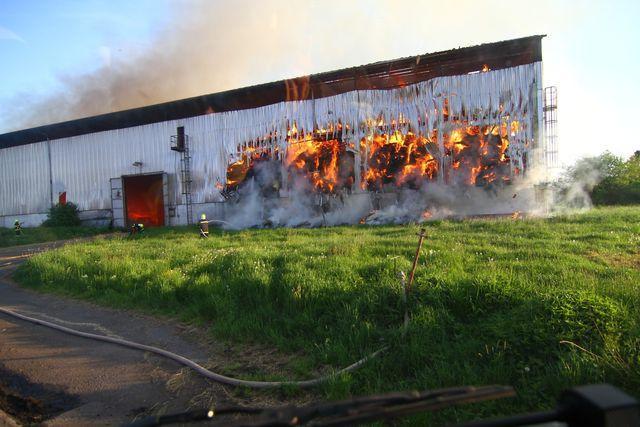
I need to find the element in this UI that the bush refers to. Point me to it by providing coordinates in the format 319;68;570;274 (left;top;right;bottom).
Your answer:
43;202;81;227
562;151;640;206
592;152;640;205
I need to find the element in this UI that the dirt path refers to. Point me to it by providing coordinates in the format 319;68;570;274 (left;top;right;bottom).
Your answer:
0;239;298;426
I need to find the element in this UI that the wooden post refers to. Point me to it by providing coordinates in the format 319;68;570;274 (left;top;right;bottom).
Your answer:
400;271;409;333
407;228;426;295
402;228;426;334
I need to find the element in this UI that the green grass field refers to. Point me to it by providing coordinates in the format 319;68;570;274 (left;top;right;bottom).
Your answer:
0;226;110;248
13;206;640;424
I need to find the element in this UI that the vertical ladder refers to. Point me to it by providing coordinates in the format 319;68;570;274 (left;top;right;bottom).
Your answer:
180;138;193;224
171;127;193;225
543;86;559;171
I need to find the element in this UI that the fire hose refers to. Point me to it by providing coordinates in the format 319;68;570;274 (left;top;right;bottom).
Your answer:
0;224;428;390
0;305;386;389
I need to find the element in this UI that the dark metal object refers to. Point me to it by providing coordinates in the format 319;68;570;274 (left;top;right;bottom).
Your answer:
0;36;544;149
559;383;639;427
125;407;262;427
169;127;193;223
122;383;639;427
123;385;514;427
454;410;560;427
457;384;639;427
308;385;514;427
170;126;185;152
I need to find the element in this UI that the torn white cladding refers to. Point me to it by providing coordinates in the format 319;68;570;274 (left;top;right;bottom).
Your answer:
221;62;542;229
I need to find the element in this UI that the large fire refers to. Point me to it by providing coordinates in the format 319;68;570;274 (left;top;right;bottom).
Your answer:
362;131;438;191
202;58;541;228
284;124;354;192
444;124;515;186
226;145;278;190
226;119;518;194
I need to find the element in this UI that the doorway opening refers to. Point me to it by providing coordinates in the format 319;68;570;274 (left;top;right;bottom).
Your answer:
123;173;165;227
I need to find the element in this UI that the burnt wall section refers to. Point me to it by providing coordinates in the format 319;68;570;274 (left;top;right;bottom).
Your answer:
0;35;543;149
212;61;543;194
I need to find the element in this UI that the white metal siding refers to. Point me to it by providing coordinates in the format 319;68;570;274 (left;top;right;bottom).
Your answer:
0;142;50;216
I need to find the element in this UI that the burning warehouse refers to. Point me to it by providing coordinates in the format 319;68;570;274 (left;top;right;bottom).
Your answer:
0;35;547;229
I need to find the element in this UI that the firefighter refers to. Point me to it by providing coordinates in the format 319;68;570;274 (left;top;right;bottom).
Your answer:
14;220;23;236
198;213;209;238
129;223;145;236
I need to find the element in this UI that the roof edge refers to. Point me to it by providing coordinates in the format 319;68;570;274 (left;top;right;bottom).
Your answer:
0;35;545;149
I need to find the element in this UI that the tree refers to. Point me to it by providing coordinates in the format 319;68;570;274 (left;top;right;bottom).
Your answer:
563;152;622;192
555;151;640;207
589;152;640;205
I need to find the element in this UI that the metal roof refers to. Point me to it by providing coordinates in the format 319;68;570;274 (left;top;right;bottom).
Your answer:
0;35;544;149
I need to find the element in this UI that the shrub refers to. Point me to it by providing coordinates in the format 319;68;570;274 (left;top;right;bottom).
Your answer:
561;151;640;206
592;152;640;205
43;202;81;227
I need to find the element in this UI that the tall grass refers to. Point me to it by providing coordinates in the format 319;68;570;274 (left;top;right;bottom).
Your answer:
14;206;640;423
0;226;108;248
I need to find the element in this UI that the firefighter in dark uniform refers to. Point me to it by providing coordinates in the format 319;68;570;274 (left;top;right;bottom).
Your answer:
199;214;209;238
129;223;145;236
14;220;23;236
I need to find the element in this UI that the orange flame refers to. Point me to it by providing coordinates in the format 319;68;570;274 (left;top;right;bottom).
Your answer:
362;132;438;190
285;133;349;193
442;124;515;185
226;157;249;187
226;117;518;193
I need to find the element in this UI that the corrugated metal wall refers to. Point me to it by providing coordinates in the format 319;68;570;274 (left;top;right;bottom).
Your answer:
0;142;50;216
0;114;230;218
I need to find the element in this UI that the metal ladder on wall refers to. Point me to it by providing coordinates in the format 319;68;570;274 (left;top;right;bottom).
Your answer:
171;128;193;225
543;86;559;171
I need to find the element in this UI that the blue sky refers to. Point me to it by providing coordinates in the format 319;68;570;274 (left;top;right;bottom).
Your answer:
1;0;639;166
0;0;169;96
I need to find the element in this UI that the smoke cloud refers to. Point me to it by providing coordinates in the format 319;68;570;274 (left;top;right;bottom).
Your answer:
546;155;612;212
2;0;566;132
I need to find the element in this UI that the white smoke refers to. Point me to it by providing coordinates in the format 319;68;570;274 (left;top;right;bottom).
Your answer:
545;155;613;213
220;158;545;230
